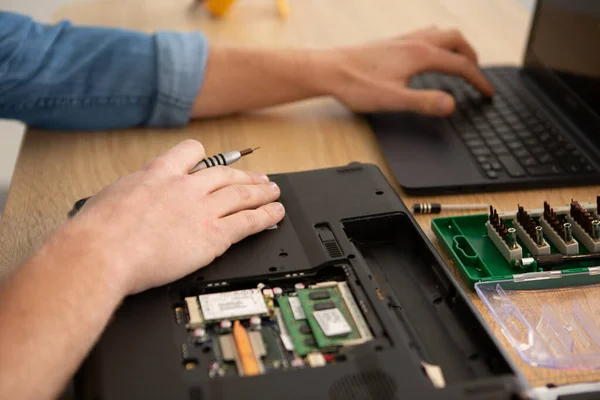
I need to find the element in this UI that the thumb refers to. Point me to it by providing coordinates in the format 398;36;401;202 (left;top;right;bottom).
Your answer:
398;89;455;116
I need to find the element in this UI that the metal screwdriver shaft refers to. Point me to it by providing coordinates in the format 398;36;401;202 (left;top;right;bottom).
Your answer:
189;147;260;173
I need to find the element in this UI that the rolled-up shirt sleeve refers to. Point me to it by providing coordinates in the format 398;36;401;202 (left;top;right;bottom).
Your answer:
0;11;208;130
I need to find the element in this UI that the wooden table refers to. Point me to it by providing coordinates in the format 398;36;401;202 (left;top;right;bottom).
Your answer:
1;0;600;390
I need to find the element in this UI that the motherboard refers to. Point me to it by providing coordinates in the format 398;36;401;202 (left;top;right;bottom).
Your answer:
173;268;374;378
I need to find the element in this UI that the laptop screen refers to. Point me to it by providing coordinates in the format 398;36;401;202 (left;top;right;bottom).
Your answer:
524;0;600;122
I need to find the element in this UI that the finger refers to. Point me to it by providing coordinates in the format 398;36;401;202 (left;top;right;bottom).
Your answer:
144;139;206;174
421;29;479;64
396;88;456;116
206;182;280;217
417;45;494;96
220;202;285;245
192;166;270;193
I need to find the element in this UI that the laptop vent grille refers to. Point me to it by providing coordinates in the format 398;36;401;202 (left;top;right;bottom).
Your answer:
323;240;343;258
328;370;396;400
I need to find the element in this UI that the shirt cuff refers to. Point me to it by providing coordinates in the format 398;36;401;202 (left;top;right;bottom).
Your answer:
146;31;209;127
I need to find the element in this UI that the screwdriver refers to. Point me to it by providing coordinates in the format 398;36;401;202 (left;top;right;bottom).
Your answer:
412;203;489;214
68;147;260;218
515;253;600;270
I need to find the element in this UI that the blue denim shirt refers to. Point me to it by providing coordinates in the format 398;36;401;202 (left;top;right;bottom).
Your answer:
0;11;209;130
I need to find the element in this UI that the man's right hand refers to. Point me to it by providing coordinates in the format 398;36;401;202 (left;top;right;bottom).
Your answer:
68;139;284;296
323;27;495;116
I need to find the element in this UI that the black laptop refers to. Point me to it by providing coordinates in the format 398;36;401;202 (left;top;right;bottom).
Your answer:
366;0;600;195
73;163;530;400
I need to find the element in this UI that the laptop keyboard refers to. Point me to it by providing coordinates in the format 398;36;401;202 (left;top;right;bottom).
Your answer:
410;70;596;179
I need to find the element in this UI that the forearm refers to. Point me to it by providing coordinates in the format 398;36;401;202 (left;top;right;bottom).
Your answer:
192;46;339;117
0;222;125;400
0;11;207;130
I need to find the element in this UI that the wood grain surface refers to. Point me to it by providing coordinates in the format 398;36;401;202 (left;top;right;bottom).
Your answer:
1;0;600;389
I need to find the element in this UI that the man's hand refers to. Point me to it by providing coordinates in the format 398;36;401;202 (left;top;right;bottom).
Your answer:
325;27;495;116
0;140;283;399
72;139;284;295
192;27;493;118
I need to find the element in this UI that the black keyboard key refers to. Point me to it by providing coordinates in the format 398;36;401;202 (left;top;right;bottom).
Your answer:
526;164;562;176
511;122;527;132
481;162;492;171
547;142;561;153
538;153;553;164
490;120;506;130
476;155;489;164
496;126;511;135
583;164;596;173
563;162;581;174
485;138;503;147
498;154;526;177
472;116;486;127
487;114;503;123
523;138;539;147
493;145;510;155
501;133;518;142
521;156;538;167
539;133;552;143
491;161;503;171
507;141;521;151
480;130;497;139
553;148;568;158
514;148;531;158
472;147;491;157
482;108;499;118
486;170;499;179
550;127;562;136
460;131;479;140
517;130;534;140
466;139;485;148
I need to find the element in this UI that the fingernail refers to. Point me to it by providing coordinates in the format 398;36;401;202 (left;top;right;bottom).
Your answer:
270;182;279;191
258;174;269;183
437;96;453;114
274;203;285;214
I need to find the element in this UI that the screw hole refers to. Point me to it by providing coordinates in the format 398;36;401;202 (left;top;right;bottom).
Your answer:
375;190;384;195
202;346;212;354
348;254;356;259
268;267;277;272
375;345;383;352
183;359;198;370
279;252;288;257
546;383;557;389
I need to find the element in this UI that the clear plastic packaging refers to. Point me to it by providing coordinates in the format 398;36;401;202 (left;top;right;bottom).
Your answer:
475;271;600;370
